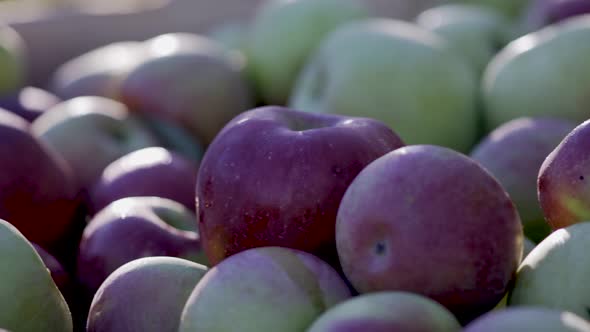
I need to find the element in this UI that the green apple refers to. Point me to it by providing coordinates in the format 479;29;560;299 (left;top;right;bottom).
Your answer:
0;218;72;332
454;0;530;18
509;222;590;319
290;18;479;152
31;96;158;191
0;23;25;96
416;4;511;74
483;15;590;131
465;307;590;331
307;291;461;332
247;0;369;105
87;256;207;332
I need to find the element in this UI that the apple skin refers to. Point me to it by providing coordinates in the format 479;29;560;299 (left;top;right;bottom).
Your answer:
470;117;577;242
464;307;590;331
90;147;199;214
0;219;72;332
508;220;590;318
0;23;26;96
120;41;255;146
290;18;478;152
0;86;61;122
197;106;404;265
77;196;206;297
0;108;79;250
246;0;369;105
336;145;523;323
416;4;511;75
483;15;590;131
87;256;207;332
49;41;148;100
31;96;159;192
538;119;590;230
307;291;462;332
520;0;590;33
179;246;351;332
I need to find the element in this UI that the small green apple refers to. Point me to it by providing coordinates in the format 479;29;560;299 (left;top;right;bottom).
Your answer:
483;15;590;131
416;4;511;74
247;0;369;105
0;218;72;332
290;18;479;152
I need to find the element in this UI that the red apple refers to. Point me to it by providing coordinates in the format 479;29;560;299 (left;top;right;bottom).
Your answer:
90;147;199;213
0;108;78;250
197;106;404;266
336;145;523;323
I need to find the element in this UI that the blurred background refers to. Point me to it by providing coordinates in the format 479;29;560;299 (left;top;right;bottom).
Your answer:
0;0;443;86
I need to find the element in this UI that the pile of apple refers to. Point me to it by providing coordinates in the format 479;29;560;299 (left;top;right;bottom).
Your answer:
1;0;590;331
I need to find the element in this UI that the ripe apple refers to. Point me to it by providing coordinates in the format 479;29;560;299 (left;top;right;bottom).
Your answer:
520;0;590;33
120;37;255;146
471;117;577;242
87;256;207;332
483;15;590;131
538;119;590;230
0;23;25;96
336;145;523;323
77;196;206;297
307;291;462;332
246;0;369;105
509;222;590;319
49;41;148;100
416;4;511;74
30;96;158;192
0;86;61;122
0;219;72;332
0;108;78;250
197;106;404;265
464;307;590;331
90;147;199;213
290;18;478;152
179;246;351;332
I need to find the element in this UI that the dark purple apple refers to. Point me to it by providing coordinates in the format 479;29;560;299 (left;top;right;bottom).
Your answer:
90;147;199;214
470;117;577;243
77;196;206;297
521;0;590;32
87;256;207;332
197;106;405;266
0;108;79;250
538;119;590;230
0;86;61;122
336;145;523;323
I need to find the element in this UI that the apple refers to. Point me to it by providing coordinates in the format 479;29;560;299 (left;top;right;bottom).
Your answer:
307;291;462;332
179;246;351;332
246;0;369;105
87;256;207;332
416;4;511;75
77;196;206;297
0;23;25;96
0;86;61;122
538;119;590;230
197;106;404;266
509;222;590;318
454;0;530;18
120;36;255;146
470;117;577;242
0;219;72;332
464;307;590;331
336;145;523;323
90;147;199;213
30;96;158;192
290;18;478;152
49;41;148;100
0;108;79;250
520;0;590;34
482;15;590;131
